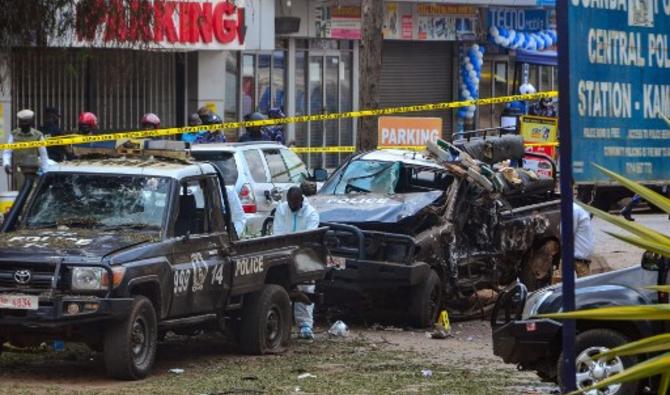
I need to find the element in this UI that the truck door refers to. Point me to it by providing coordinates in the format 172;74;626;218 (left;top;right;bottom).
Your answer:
169;176;232;317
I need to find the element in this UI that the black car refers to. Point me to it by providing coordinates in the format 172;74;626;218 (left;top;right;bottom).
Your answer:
491;253;668;394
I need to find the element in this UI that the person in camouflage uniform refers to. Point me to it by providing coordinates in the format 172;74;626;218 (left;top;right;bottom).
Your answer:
3;109;49;190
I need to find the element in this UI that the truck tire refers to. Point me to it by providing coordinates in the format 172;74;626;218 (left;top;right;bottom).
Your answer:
103;296;158;380
558;329;638;395
408;270;442;328
239;284;291;355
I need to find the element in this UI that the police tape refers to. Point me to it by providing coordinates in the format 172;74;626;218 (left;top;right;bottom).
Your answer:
0;91;558;151
292;142;559;154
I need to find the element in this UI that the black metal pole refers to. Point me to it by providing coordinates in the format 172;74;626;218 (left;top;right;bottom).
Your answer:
557;0;576;391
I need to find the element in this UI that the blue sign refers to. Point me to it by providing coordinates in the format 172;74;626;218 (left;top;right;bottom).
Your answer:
569;0;670;182
487;8;551;32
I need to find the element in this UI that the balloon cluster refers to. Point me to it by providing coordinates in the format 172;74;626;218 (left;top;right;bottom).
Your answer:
458;43;485;120
488;26;557;51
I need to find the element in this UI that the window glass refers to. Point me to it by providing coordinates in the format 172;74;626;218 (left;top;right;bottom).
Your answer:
243;149;268;182
257;54;271;113
263;149;291;183
478;61;493;129
242;54;256;117
493;62;508;128
540;66;552;92
225;53;238;122
191;151;239;185
529;65;539;90
320;160;400;195
272;51;286;111
295;51;308;164
178;179;208;235
280;149;308;183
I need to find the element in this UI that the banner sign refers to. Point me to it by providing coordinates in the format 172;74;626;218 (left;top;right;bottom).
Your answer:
378;116;442;146
384;3;477;41
486;8;554;32
520;115;558;143
313;3;361;40
568;0;670;182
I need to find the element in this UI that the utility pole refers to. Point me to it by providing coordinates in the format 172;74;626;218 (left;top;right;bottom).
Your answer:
357;0;384;151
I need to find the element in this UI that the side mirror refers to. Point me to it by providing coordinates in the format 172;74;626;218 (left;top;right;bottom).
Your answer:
641;251;663;271
313;168;328;182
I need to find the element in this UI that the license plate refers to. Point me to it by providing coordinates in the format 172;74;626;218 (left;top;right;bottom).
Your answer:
0;294;39;310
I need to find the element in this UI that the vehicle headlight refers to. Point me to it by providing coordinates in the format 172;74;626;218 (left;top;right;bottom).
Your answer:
71;267;125;291
72;267;106;291
521;288;554;319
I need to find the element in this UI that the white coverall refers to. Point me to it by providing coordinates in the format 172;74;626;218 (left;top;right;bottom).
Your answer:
226;186;246;237
272;197;320;329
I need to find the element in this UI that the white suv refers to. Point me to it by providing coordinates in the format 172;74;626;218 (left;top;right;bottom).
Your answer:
191;142;312;236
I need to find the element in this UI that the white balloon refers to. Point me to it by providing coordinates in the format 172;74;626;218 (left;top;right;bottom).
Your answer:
473;77;480;85
489;26;498;37
472;43;480;51
501;38;510;47
466;63;474;72
466;111;475;118
461;89;469;98
508;30;516;43
469;70;477;79
494;36;503;45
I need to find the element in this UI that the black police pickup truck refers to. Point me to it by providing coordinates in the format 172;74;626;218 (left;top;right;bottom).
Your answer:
491;253;668;394
0;153;328;379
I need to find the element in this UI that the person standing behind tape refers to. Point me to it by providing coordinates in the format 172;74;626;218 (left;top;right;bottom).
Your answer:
272;186;320;340
573;202;595;277
3;109;49;190
239;112;271;143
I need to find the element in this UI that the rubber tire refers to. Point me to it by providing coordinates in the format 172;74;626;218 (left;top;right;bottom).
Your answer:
558;329;639;395
239;284;291;355
103;296;158;380
408;269;442;328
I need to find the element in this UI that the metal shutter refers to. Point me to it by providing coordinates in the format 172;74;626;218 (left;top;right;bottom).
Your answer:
380;41;455;138
11;49;177;133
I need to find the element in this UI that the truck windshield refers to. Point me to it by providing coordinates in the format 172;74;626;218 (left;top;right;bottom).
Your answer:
23;173;170;230
319;160;400;195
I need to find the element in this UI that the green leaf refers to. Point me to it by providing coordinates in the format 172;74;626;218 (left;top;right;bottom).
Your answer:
577;201;670;245
566;352;670;395
541;304;670;321
593;163;670;214
592;333;670;359
658;372;670;395
604;232;670;258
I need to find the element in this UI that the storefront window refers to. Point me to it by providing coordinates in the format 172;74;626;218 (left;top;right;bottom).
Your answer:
295;51;308;153
272;51;286;111
242;54;256;116
540;66;552;92
225;53;238;122
257;54;271;113
478;60;493;129
493;62;508;127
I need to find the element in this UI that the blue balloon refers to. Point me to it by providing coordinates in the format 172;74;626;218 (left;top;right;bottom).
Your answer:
498;27;508;38
472;62;481;73
469;53;478;66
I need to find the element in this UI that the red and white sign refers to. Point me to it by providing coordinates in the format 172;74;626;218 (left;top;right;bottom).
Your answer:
378;116;442;146
72;0;246;50
0;294;39;310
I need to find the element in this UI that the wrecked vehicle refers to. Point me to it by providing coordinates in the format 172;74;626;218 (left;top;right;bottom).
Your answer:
491;252;667;394
310;137;561;326
0;152;328;379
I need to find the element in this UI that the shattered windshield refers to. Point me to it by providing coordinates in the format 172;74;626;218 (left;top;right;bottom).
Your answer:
23;173;170;230
320;160;400;195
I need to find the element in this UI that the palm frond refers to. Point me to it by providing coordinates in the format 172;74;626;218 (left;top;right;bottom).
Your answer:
593;163;670;214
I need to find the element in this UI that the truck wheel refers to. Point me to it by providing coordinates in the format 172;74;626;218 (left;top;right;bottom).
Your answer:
239;284;291;355
408;270;442;328
558;329;638;395
103;296;158;380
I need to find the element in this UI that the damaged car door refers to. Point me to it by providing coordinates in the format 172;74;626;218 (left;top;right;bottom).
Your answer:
169;176;232;316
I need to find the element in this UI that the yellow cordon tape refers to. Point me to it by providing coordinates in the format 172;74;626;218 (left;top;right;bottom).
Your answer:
0;91;558;152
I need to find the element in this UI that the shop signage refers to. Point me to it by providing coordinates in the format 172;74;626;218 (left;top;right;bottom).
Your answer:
313;3;361;40
384;2;477;41
487;7;552;32
72;0;247;50
566;0;670;182
520;115;558;144
378;117;442;146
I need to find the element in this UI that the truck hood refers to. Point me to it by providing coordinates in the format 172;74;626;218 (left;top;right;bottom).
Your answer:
0;228;159;259
310;191;444;224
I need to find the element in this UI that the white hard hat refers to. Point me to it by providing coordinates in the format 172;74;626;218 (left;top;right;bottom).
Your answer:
17;109;35;121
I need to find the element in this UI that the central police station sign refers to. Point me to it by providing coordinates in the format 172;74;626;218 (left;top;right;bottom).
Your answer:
568;0;670;182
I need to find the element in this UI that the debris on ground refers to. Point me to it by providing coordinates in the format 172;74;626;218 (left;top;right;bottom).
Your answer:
430;323;451;340
297;373;317;379
328;320;349;337
421;369;433;378
169;368;185;374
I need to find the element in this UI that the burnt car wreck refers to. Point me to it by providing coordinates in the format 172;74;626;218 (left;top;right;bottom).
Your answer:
311;136;561;326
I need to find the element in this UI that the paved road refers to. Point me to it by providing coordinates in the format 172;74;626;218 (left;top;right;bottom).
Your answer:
592;213;668;271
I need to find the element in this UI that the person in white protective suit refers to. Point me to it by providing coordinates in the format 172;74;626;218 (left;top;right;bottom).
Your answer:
226;185;247;238
272;186;320;339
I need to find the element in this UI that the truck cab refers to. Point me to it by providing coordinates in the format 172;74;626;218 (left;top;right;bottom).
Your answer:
0;152;328;379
